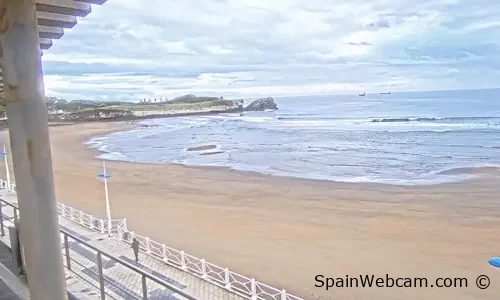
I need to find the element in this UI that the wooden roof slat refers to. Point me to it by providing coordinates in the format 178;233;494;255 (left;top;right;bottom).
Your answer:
38;25;64;39
73;0;107;4
37;11;77;28
40;38;53;50
0;0;108;96
36;0;91;17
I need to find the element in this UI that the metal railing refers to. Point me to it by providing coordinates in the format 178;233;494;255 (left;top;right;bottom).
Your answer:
0;179;128;235
0;198;199;300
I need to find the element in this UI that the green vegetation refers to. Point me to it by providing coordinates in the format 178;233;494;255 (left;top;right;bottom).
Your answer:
106;99;236;112
1;95;241;116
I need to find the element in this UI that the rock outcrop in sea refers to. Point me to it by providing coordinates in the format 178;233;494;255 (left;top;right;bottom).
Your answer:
244;97;278;111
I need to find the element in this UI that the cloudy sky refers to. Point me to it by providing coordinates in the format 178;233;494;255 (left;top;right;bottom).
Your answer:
42;0;500;101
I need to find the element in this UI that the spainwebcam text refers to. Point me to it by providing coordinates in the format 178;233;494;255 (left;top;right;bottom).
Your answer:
314;274;482;290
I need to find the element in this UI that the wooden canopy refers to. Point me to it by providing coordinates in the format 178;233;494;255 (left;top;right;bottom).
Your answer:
0;0;107;94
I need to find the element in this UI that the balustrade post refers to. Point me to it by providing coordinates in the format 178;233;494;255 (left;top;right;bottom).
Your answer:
79;211;83;225
122;218;128;232
141;275;148;300
100;219;105;234
224;268;231;289
180;251;187;270
97;252;106;299
162;244;168;263
0;201;4;236
251;278;257;300
145;237;151;253
64;234;71;270
280;289;287;300
201;259;207;278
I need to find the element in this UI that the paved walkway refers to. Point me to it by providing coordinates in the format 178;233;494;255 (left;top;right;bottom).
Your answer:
0;189;245;300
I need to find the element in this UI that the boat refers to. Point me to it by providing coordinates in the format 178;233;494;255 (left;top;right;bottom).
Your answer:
380;92;391;95
358;92;366;96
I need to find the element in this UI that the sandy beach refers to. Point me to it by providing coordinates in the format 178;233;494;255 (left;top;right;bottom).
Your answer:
1;121;499;300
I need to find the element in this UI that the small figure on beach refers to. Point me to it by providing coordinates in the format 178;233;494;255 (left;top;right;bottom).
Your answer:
131;238;139;262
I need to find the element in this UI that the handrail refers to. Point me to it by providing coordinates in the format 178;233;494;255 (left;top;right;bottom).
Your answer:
0;197;199;300
60;227;197;299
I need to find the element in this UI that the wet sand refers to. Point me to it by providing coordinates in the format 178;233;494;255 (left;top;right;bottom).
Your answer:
1;122;499;300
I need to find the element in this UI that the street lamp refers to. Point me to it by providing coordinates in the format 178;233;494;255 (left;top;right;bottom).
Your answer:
97;160;112;236
0;144;11;189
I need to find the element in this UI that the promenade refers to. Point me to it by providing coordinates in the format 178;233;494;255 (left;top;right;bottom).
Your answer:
0;188;244;300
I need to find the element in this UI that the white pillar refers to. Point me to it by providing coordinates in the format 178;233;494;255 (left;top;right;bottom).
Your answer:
3;144;10;186
102;161;112;235
0;1;68;300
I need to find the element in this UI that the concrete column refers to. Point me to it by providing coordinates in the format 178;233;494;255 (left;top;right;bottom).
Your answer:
0;1;68;300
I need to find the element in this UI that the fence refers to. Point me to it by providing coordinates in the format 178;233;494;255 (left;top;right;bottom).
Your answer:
1;179;304;300
0;179;127;235
0;198;199;300
57;202;127;235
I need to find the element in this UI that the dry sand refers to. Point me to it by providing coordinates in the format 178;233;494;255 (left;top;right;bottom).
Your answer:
1;122;500;300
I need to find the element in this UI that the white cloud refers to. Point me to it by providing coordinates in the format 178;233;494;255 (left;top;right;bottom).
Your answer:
41;0;500;101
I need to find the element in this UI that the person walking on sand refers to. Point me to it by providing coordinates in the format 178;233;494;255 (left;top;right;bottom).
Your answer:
131;238;139;262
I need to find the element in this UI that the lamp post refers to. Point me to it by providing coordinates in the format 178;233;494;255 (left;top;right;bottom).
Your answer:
0;144;10;189
97;160;112;236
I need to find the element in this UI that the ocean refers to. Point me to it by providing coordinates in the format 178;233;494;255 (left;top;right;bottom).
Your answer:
87;88;500;185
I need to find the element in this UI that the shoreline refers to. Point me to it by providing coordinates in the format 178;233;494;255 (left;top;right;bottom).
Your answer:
2;122;499;300
84;121;500;188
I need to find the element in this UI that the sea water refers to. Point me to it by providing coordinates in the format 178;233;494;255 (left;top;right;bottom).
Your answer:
87;88;500;185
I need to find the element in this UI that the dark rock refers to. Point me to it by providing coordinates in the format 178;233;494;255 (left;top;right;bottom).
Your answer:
244;97;278;111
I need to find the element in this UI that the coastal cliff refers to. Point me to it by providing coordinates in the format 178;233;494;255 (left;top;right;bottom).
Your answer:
44;94;278;123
